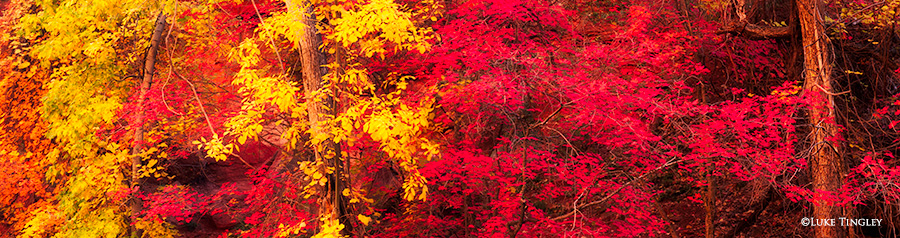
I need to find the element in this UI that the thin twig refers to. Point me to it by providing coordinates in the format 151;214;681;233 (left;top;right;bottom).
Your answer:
175;72;217;136
529;102;568;129
230;152;257;170
813;82;851;96
547;127;580;157
250;0;285;72
161;13;183;116
550;158;681;221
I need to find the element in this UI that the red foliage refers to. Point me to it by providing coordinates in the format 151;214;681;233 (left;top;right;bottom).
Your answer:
364;0;819;236
126;0;900;237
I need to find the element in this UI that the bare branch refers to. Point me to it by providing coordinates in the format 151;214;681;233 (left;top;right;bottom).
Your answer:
716;21;792;40
550;158;681;222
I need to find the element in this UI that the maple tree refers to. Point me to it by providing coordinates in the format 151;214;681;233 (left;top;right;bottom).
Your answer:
4;0;900;237
0;0;56;234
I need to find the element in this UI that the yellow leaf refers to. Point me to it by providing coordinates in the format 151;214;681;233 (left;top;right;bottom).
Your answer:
844;70;864;75
17;60;30;69
357;214;371;226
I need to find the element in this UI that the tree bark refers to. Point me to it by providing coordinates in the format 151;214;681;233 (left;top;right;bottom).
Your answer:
701;82;716;238
285;0;352;234
704;161;716;238
131;12;166;238
796;0;844;237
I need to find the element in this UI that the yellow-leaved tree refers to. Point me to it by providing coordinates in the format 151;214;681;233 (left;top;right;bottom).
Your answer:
15;0;178;237
0;0;57;233
195;0;443;236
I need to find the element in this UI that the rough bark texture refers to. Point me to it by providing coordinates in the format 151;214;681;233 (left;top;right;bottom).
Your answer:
286;0;352;234
796;0;844;237
131;12;167;237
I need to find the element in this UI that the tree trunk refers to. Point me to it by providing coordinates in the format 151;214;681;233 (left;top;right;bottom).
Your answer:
704;161;716;238
285;0;352;234
796;0;844;237
701;81;716;238
131;12;166;238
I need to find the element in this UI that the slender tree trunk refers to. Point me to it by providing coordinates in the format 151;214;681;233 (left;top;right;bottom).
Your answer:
796;0;844;237
705;160;716;238
285;0;352;234
701;83;716;238
131;12;166;238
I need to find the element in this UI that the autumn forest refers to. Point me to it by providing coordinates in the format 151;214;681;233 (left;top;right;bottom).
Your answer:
2;0;900;237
